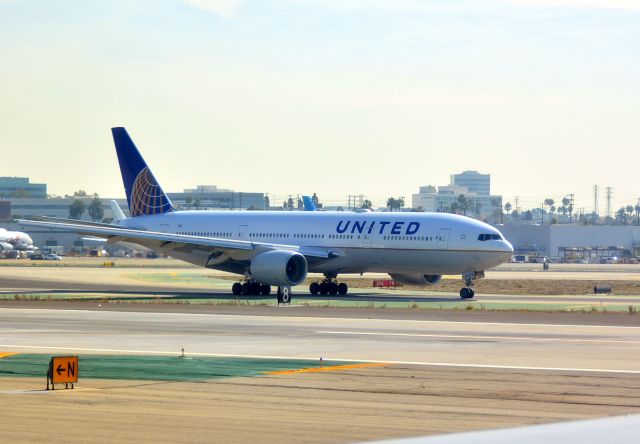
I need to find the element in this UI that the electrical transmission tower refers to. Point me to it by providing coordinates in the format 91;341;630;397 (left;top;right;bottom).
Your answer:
605;187;613;218
593;185;599;215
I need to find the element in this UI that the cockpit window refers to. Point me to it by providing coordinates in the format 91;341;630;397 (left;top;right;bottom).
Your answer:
478;233;502;241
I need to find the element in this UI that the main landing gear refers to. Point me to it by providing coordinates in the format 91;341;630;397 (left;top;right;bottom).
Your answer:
231;280;271;296
309;275;348;296
459;271;484;299
231;280;292;304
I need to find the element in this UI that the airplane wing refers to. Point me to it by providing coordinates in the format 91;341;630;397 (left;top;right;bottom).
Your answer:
18;219;333;260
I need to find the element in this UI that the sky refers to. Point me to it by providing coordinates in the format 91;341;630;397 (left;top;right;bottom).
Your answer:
1;0;639;211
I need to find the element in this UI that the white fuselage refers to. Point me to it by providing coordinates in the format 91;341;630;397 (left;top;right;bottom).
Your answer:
0;229;34;251
121;211;513;276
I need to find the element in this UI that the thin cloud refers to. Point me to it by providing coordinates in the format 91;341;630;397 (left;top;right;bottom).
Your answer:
508;0;640;10
180;0;239;18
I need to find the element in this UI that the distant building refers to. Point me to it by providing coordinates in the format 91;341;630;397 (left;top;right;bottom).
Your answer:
450;171;490;196
168;185;265;210
498;224;640;260
412;185;501;219
413;170;500;219
0;177;46;199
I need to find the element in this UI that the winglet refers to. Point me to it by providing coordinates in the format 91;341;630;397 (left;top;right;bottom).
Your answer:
111;127;175;217
109;200;126;222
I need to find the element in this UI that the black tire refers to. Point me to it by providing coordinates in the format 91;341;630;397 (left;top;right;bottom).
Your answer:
241;282;249;296
319;282;329;295
309;282;320;295
260;284;271;296
329;282;338;295
460;287;474;299
232;282;242;296
249;282;261;295
337;283;348;296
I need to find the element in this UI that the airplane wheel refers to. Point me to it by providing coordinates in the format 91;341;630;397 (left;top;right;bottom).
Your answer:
309;282;319;295
329;282;338;295
260;284;271;296
241;282;250;296
232;283;242;295
337;283;348;296
460;287;475;299
319;282;329;295
249;282;261;295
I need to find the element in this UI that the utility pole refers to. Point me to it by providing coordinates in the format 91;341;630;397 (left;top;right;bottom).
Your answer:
568;193;574;223
514;196;520;224
605;187;613;219
593;185;599;215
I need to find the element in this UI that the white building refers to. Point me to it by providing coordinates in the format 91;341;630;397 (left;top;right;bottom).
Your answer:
412;186;501;220
451;170;491;196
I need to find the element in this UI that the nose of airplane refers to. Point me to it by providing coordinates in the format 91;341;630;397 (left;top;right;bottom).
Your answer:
501;239;514;253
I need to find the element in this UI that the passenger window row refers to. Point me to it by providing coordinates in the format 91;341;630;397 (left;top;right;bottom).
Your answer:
251;233;290;238
293;233;324;239
383;236;434;241
328;234;353;239
178;231;231;237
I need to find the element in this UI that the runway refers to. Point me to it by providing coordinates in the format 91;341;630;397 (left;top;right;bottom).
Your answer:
2;306;640;442
1;307;640;373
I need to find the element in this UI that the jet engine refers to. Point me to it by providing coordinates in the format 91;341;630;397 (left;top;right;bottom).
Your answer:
389;273;442;286
0;242;13;251
250;250;308;286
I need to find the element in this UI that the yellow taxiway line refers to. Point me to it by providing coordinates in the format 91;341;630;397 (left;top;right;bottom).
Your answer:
0;352;17;359
265;362;387;375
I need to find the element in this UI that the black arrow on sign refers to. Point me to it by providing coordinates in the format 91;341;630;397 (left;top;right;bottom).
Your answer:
56;364;64;376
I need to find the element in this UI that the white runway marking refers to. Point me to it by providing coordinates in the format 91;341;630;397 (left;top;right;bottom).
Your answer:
1;343;640;375
314;330;640;344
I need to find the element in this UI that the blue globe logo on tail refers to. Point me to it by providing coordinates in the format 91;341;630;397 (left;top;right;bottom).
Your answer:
130;167;173;216
112;127;175;217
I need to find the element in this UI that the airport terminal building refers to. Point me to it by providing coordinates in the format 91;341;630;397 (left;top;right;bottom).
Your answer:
499;224;640;261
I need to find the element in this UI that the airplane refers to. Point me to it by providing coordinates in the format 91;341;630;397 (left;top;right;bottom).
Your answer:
0;228;34;252
21;127;514;303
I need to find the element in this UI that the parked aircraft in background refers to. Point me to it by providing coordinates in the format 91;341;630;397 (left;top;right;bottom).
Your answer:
21;127;513;303
302;196;317;211
0;228;34;252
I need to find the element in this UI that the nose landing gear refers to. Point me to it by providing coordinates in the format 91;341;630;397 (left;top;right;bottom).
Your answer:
460;271;484;299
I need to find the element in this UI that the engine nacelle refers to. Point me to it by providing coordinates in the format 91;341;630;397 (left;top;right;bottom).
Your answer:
250;250;308;286
0;242;13;252
389;273;442;286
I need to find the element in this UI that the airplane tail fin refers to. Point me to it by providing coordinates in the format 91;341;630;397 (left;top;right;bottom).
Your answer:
111;127;175;217
302;196;317;211
109;200;126;222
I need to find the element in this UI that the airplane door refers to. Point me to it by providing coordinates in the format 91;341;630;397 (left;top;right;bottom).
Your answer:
361;234;373;248
238;225;248;240
160;223;171;233
437;228;451;249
